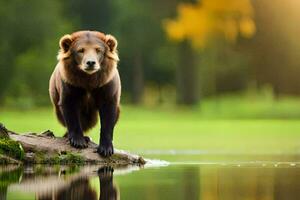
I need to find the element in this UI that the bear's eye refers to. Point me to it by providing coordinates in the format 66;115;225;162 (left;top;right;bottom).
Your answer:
95;48;102;53
77;48;85;53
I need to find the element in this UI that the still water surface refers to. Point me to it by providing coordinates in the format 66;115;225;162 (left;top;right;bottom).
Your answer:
2;153;300;200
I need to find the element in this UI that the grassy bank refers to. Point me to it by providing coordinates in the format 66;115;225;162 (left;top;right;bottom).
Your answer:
1;99;300;154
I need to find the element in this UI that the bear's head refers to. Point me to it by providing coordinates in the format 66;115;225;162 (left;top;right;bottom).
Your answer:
58;31;119;75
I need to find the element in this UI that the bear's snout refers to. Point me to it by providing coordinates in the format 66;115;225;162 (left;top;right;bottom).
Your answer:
83;59;100;74
86;60;96;68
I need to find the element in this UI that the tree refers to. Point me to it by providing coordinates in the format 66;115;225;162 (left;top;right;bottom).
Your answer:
0;0;71;107
112;0;179;104
163;0;256;104
250;0;300;96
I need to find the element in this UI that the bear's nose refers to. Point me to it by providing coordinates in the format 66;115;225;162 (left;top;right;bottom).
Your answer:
86;61;96;68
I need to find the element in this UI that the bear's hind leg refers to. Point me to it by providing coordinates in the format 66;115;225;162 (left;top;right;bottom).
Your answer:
80;107;98;132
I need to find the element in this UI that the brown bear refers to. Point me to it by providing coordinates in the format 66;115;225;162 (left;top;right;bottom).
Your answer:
49;30;121;157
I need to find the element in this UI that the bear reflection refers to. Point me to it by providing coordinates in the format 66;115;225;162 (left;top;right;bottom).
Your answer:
38;166;118;200
98;167;118;200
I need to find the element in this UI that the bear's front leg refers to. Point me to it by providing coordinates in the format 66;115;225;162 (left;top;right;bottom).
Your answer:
60;84;88;149
60;102;88;148
61;101;88;148
97;102;118;157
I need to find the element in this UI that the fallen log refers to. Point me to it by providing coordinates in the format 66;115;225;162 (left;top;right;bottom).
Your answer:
0;123;146;166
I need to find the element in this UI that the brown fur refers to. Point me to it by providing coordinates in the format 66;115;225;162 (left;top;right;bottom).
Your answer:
57;31;119;90
49;31;121;155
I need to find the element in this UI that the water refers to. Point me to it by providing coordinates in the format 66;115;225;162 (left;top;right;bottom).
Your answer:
2;153;300;200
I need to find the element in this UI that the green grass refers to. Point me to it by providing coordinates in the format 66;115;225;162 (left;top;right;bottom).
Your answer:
1;100;300;155
199;96;300;119
0;106;300;152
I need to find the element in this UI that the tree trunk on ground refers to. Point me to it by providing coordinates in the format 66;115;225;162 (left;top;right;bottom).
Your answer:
176;40;200;105
0;124;145;166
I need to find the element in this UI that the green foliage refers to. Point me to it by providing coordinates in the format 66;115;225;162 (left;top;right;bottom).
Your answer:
59;153;85;165
0;138;24;160
109;0;179;102
0;0;72;107
34;151;84;165
1;0;300;106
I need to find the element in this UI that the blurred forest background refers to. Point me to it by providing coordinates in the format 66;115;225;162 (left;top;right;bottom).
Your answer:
2;0;300;153
1;0;300;114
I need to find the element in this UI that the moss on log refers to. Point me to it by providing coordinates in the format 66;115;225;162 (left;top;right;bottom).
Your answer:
0;123;145;166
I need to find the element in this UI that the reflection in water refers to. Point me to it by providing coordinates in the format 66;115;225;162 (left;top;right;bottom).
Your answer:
38;167;119;200
98;167;118;200
118;164;300;200
0;165;119;200
2;161;300;200
0;166;22;200
37;166;118;200
38;177;97;200
199;166;300;200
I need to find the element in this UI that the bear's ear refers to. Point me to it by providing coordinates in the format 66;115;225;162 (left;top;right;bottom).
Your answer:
105;34;118;52
59;34;73;53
